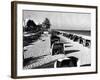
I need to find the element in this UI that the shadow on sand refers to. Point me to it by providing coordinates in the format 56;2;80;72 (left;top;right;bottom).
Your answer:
64;50;80;54
23;55;47;66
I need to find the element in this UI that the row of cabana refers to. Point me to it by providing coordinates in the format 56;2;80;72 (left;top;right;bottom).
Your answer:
62;32;91;48
52;30;91;48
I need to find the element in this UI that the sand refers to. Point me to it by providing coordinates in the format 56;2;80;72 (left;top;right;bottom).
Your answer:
24;33;91;69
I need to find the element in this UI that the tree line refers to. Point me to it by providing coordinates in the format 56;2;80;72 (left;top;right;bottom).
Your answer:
23;18;51;33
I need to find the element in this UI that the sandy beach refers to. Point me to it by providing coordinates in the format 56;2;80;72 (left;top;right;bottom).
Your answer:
23;31;91;69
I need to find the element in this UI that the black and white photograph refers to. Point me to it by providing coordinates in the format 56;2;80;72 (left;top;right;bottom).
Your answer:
23;10;92;69
11;1;97;78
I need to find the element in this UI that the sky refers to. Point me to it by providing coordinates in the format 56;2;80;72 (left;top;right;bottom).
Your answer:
23;10;91;30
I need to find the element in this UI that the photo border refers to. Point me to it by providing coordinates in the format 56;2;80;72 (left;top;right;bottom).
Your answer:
11;1;98;79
